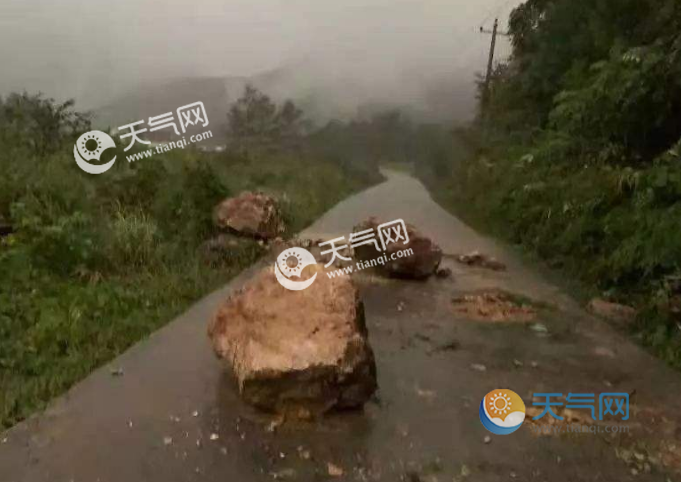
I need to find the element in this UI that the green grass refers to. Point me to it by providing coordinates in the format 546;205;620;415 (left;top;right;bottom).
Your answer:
419;130;681;370
0;145;377;428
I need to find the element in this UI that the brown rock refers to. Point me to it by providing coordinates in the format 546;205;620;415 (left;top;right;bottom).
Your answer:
587;298;637;324
353;218;442;280
213;192;285;239
208;264;377;414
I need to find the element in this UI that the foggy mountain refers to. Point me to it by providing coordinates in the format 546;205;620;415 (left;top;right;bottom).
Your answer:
93;58;481;139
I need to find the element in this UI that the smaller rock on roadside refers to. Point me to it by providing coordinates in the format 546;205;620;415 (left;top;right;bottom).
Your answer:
352;217;442;280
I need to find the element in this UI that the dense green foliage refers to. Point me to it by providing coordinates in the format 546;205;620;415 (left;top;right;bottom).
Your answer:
421;0;681;367
0;92;378;428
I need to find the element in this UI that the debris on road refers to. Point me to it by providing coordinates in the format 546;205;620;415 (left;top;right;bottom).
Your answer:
415;386;437;400
484;435;491;444
430;339;460;354
270;468;297;480
208;264;377;416
109;367;124;377
353;217;443;280
435;267;452;279
529;322;549;334
163;436;173;446
452;251;507;271
451;290;537;322
297;446;311;460
526;403;596;435
470;363;487;372
327;462;344;477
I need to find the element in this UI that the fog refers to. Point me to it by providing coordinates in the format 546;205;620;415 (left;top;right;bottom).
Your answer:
0;0;519;122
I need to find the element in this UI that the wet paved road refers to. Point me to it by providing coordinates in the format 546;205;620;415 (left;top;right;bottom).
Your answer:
2;171;681;481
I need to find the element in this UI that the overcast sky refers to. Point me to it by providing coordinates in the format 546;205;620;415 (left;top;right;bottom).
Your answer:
0;0;520;115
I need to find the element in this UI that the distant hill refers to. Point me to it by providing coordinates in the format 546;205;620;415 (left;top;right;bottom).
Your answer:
92;61;478;139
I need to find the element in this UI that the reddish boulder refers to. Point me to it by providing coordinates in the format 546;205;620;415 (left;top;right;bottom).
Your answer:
208;264;377;415
352;218;442;279
213;192;285;239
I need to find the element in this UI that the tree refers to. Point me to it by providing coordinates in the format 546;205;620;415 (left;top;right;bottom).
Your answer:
0;93;90;155
226;85;305;148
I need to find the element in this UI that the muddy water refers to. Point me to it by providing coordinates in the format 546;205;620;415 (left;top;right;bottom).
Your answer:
2;171;681;481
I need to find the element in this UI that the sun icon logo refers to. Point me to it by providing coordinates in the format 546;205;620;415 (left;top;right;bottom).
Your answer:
489;392;512;415
279;250;305;277
73;130;117;175
81;133;104;156
273;247;318;291
479;389;526;435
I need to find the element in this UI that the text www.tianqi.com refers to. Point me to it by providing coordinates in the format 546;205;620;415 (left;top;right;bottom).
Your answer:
125;130;213;163
326;248;414;279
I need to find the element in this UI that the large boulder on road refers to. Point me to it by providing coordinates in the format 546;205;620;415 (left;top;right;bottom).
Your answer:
353;218;442;280
213;191;285;239
208;264;377;415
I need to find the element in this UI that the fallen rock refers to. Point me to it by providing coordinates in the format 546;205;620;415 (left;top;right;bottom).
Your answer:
587;298;637;324
453;251;506;271
327;462;344;477
435;267;452;279
213;192;285;239
208;264;377;415
353;218;442;279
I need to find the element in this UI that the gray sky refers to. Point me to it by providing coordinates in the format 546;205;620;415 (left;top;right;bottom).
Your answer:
0;0;519;117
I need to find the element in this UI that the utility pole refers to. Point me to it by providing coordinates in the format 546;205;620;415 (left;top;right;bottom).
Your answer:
479;18;509;108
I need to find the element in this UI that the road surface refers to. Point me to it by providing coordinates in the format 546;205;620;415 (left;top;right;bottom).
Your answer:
2;171;681;481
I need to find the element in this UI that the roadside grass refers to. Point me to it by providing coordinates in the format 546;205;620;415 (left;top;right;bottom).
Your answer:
0;146;376;428
418;130;681;370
